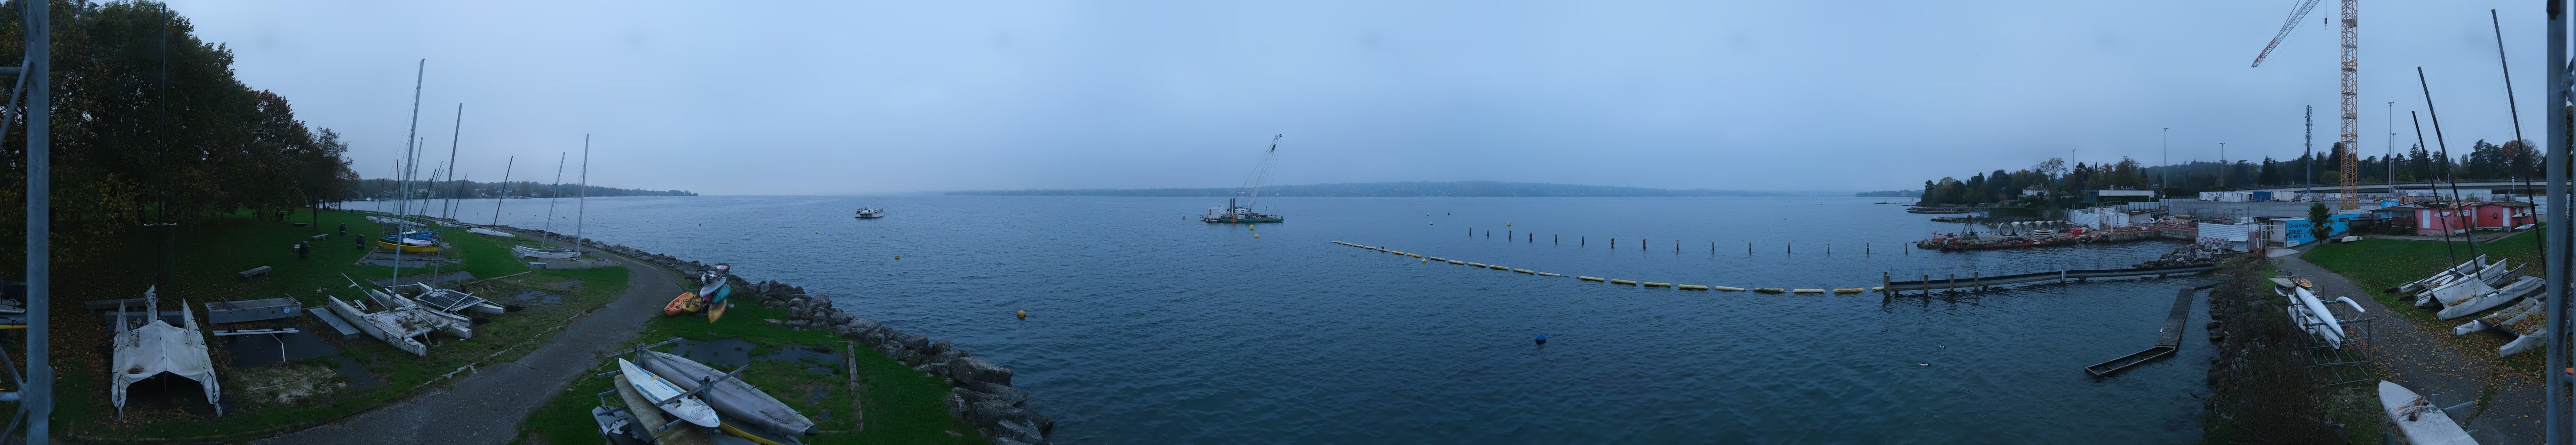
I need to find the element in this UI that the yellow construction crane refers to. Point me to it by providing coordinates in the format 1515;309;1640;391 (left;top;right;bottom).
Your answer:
2251;0;2360;209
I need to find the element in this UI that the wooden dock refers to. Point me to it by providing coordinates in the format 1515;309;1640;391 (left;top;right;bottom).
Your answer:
1881;263;2219;294
2085;286;2205;377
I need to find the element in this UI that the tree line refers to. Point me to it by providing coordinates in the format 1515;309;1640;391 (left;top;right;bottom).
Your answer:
1916;139;2540;206
0;0;359;269
352;179;694;199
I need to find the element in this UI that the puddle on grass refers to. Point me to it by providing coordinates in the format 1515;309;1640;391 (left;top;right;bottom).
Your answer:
371;271;476;288
668;339;843;375
222;329;342;368
334;356;382;389
510;291;562;304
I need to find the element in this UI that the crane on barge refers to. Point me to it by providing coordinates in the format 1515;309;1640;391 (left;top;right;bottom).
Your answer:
1204;134;1286;223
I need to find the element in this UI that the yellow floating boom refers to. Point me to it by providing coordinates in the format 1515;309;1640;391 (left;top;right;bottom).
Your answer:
1677;284;1709;290
1447;260;1466;265
1579;276;1605;282
1833;288;1866;294
1753;288;1787;294
1712;286;1745;292
1610;279;1638;285
1641;282;1672;287
1790;289;1826;294
1512;269;1534;274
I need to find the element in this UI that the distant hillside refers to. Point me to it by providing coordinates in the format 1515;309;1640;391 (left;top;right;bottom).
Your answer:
947;181;1839;197
1853;189;1921;198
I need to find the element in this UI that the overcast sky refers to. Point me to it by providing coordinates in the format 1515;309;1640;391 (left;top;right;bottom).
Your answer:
162;0;2558;195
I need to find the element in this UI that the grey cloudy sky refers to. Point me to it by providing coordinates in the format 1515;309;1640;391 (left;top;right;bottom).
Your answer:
164;0;2554;195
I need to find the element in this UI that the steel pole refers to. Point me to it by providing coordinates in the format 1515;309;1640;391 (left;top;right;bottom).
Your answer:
2544;0;2568;442
23;0;50;439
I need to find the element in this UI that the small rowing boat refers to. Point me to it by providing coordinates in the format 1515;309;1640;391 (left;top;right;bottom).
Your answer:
618;358;720;428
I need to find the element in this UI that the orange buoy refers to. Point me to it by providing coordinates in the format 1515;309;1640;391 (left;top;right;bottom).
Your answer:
1017;310;1027;319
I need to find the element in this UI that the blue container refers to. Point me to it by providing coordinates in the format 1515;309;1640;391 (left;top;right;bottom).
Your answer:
2249;191;2273;202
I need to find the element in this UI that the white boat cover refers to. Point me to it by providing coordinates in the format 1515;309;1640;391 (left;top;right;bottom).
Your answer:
466;227;516;237
111;287;221;416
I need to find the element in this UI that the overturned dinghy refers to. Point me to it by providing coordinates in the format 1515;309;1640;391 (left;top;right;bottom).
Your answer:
638;350;819;438
111;286;221;416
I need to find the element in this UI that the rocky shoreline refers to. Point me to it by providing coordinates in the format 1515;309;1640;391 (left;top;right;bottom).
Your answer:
516;227;1057;445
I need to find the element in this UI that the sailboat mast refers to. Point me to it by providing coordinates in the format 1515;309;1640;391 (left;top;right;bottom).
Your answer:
575;135;589;257
543;152;565;246
392;60;425;282
491;156;513;226
442;103;462;219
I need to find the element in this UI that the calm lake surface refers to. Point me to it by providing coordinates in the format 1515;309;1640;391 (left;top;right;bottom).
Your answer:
377;195;2211;443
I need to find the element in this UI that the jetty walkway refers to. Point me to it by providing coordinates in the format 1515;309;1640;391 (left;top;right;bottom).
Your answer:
1878;263;2219;295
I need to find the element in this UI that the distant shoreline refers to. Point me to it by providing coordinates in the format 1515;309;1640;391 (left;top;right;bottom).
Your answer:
944;181;1845;198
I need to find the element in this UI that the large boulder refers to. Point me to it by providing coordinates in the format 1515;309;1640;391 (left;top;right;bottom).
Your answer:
826;309;854;326
973;383;1028;407
1028;411;1054;436
992;418;1044;443
899;332;931;352
945;389;971;418
859;328;889;347
965;400;1017;429
929;349;964;369
925;339;951;356
949;357;1014;388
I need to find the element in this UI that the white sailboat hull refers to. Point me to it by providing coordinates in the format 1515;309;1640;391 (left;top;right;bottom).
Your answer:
2379;381;2478;445
514;244;579;259
618;358;720;428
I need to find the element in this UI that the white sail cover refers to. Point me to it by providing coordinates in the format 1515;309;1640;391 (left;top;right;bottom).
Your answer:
111;289;221;416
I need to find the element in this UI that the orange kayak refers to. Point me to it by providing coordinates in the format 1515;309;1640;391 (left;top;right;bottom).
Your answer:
707;301;729;322
664;292;701;316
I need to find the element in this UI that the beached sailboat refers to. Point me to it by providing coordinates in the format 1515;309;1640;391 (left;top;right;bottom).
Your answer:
516;151;579;259
2395;255;2486;294
324;294;459;356
2455;297;2540;335
470;156;519;238
2435;276;2541;320
378;230;447;253
637;350;820;438
109;286;222;417
2378;380;2478;445
618;358;721;428
2413;259;2510;308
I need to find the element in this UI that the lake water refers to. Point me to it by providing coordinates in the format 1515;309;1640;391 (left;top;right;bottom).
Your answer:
370;195;2211;443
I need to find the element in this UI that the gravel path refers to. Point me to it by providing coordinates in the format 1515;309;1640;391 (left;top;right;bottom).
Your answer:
2276;256;2540;445
254;247;681;445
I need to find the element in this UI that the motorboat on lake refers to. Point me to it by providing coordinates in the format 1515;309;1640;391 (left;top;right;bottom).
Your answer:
854;207;885;219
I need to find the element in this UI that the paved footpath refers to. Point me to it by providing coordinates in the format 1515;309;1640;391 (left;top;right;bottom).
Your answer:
2277;256;2540;445
255;247;681;445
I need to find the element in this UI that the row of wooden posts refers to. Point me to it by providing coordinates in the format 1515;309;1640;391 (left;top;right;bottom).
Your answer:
1470;227;1894;256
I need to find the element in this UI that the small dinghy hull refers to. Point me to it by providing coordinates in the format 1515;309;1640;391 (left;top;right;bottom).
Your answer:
2378;380;2478;445
618;358;720;428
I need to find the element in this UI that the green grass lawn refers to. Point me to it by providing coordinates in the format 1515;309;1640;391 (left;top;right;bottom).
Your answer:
516;292;984;445
2302;231;2545;372
26;208;633;441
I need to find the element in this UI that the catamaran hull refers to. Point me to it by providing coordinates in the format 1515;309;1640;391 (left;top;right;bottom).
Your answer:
467;227;515;237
